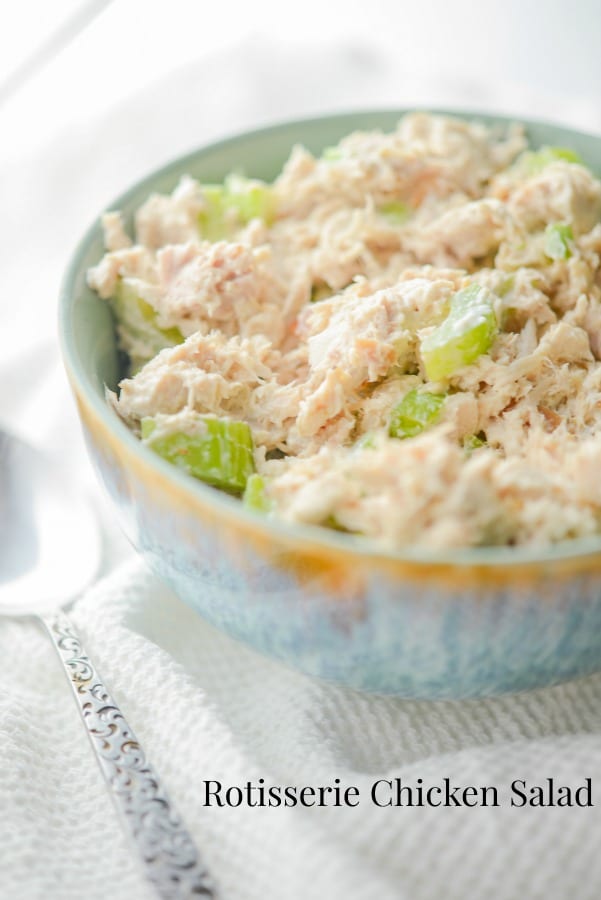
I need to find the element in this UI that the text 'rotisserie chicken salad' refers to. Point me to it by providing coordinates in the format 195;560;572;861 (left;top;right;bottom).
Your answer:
87;113;601;550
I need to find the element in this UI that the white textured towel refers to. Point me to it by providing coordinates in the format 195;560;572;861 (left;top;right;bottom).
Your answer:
2;32;601;900
2;559;601;900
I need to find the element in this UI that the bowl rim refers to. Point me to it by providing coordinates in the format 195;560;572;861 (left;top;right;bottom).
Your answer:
59;106;601;570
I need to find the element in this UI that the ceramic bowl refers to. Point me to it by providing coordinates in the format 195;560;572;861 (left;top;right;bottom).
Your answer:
59;109;601;698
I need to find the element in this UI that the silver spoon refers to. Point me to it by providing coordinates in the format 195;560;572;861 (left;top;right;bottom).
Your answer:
0;428;215;899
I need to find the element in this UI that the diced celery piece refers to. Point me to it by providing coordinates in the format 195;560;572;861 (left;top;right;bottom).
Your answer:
243;473;272;512
136;297;184;343
545;147;581;164
356;431;377;450
497;275;515;297
544;223;573;260
378;201;411;224
322;145;342;161
463;433;486;453
310;284;332;303
140;418;156;439
520;146;582;175
198;177;275;239
323;515;356;533
420;284;498;381
141;416;255;493
389;390;446;439
111;279;184;367
225;174;275;225
198;185;229;240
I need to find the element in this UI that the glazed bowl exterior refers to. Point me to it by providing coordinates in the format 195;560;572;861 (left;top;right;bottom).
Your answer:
59;110;601;698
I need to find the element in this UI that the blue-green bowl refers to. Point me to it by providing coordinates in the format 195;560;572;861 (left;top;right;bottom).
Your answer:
59;109;601;698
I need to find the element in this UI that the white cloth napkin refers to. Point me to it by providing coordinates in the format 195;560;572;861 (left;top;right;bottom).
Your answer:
2;561;601;900
2;35;601;900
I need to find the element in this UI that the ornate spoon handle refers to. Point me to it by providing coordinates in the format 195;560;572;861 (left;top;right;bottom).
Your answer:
42;610;215;899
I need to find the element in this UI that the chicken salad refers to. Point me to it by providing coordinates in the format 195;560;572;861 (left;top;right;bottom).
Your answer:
87;113;601;550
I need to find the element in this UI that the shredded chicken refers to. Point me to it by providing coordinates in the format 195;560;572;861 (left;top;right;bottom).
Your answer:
87;112;601;550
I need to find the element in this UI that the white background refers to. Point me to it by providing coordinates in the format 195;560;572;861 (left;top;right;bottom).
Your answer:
2;6;601;899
